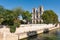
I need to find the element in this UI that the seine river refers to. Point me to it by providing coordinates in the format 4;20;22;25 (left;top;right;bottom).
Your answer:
20;28;60;40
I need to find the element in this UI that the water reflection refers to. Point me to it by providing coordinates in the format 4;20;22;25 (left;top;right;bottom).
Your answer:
20;29;60;40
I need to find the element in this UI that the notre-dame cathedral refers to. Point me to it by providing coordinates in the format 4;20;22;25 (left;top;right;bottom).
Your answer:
32;6;44;24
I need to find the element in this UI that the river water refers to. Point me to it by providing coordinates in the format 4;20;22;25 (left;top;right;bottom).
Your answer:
20;28;60;40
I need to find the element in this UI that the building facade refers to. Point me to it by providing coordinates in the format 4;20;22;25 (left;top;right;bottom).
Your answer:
32;6;44;24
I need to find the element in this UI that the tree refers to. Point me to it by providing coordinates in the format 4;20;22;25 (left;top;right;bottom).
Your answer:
0;5;32;33
12;7;24;18
0;7;23;33
22;11;32;23
0;5;5;24
42;10;58;24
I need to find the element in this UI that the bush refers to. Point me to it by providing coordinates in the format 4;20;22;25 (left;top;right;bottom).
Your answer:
10;25;16;33
10;20;20;33
14;22;20;28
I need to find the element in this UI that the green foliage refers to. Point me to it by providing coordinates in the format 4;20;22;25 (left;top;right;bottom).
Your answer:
0;5;5;24
22;11;32;22
1;20;14;26
13;7;24;18
10;25;16;33
14;18;20;28
42;10;58;24
0;5;32;33
0;5;23;33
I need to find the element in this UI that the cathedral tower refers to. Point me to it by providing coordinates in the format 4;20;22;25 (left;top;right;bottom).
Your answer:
32;6;44;24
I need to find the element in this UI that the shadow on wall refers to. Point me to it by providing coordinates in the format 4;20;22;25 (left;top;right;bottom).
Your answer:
27;31;38;40
27;31;37;37
43;28;49;34
0;25;4;28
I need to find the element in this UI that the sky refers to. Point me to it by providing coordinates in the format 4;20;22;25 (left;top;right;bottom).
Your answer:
0;0;60;21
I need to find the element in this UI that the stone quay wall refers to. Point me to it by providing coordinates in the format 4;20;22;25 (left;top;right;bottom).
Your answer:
0;24;59;40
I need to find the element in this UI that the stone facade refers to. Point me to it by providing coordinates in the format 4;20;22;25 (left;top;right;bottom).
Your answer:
32;6;44;24
0;26;18;40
